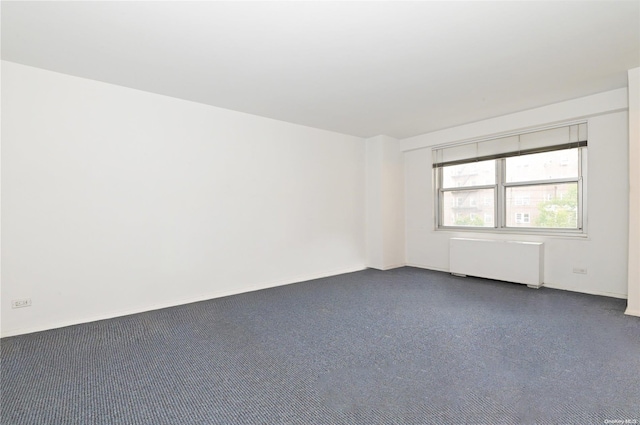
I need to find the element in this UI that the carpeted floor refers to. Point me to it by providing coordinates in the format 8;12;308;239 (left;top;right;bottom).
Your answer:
1;267;639;424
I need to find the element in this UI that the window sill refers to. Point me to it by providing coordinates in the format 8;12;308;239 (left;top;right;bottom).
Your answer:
436;226;588;239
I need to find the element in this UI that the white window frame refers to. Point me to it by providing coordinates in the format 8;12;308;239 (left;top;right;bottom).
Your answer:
434;145;587;236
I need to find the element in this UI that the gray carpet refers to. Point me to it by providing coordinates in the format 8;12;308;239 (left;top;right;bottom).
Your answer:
1;267;639;424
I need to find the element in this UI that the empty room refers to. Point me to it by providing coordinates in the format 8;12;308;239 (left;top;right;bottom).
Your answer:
1;1;639;424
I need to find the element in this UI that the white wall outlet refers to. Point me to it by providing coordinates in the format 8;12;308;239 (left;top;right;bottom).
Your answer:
573;267;587;274
11;298;32;309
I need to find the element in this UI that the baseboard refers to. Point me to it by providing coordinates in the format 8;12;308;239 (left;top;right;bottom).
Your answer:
368;263;406;271
1;264;367;338
624;308;640;317
404;263;449;273
405;265;629;300
542;283;627;300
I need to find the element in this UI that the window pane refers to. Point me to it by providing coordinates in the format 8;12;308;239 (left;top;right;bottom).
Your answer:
505;149;578;183
442;160;495;189
506;183;578;228
442;189;494;227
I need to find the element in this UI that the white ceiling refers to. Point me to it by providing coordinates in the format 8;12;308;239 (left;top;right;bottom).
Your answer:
2;1;639;139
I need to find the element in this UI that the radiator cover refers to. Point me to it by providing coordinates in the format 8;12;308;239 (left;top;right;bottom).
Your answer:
449;238;544;288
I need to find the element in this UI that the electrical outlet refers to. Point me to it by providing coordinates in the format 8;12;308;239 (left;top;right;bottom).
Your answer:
11;298;32;309
573;267;587;275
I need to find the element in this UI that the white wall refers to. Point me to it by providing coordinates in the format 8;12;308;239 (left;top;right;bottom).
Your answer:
403;89;630;299
365;135;405;270
627;67;640;316
1;61;366;337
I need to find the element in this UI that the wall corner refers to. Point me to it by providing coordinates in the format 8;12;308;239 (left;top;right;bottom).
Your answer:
365;135;405;270
627;67;640;317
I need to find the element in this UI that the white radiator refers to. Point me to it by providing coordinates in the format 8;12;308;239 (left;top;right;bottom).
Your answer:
449;238;544;288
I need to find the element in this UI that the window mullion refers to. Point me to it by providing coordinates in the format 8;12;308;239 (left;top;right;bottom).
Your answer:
440;184;496;192
504;177;579;187
496;159;505;229
577;148;584;229
435;168;441;228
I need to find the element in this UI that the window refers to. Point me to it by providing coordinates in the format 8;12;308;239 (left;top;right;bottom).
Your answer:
441;165;495;227
433;123;586;233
